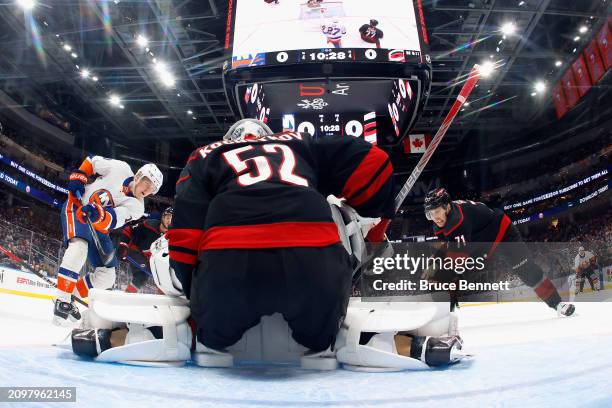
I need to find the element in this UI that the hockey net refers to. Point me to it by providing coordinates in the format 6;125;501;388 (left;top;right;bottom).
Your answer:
299;1;346;20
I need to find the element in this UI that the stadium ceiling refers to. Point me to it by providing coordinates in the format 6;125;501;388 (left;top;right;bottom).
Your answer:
0;0;609;161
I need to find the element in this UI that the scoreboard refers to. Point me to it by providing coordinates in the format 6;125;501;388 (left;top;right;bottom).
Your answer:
235;77;419;145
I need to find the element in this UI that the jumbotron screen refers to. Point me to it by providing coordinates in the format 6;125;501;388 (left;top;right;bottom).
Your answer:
235;78;418;144
229;0;428;68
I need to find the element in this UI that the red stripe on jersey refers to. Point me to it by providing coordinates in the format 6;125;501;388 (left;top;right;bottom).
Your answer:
143;221;160;234
122;227;133;239
177;174;190;185
166;228;204;251
341;146;388;200
534;277;556;301
169;250;198;266
199;222;340;250
442;204;465;236
487;215;512;258
348;161;393;207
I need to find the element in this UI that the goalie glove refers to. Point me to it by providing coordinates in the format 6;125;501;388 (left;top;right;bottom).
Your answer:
150;235;185;297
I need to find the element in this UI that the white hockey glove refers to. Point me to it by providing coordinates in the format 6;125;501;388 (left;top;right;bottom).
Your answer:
149;235;184;297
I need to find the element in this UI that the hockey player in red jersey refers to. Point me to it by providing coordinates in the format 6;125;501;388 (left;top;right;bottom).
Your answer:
117;207;172;293
168;118;396;362
359;19;384;48
423;188;575;316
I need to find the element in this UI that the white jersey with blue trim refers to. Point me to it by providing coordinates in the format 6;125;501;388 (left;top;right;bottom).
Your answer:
574;251;595;271
79;156;145;229
321;22;347;40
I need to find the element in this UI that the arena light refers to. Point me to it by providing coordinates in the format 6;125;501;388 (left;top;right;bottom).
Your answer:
534;81;546;93
555;60;562;67
500;22;516;36
153;61;176;88
187;110;193;115
109;94;121;107
479;61;496;77
80;69;90;79
136;34;149;48
16;0;35;10
92;76;99;82
70;52;78;59
579;26;588;34
573;36;580;42
63;44;72;52
159;71;175;88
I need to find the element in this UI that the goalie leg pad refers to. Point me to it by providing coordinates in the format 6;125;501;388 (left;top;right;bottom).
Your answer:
81;289;192;366
335;301;459;371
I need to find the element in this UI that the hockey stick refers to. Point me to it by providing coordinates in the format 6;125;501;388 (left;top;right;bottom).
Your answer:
0;244;88;307
366;64;482;241
75;192;115;267
393;64;481;212
354;65;481;286
126;255;153;277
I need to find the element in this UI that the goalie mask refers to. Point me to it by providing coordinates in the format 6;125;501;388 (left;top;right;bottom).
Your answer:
223;119;274;142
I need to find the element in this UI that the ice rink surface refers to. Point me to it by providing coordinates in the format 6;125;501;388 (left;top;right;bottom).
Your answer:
1;291;612;408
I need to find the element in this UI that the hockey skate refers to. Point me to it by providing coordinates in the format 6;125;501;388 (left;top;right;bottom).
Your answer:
193;342;234;368
556;302;576;317
53;298;82;327
301;347;338;370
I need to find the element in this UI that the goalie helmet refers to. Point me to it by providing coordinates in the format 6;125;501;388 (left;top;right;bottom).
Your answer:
424;188;451;220
223;118;274;142
135;163;163;194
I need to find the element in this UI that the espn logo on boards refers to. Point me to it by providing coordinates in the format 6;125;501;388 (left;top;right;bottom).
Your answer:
16;277;31;285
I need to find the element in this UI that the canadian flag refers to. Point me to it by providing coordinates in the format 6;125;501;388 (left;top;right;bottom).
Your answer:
404;134;432;154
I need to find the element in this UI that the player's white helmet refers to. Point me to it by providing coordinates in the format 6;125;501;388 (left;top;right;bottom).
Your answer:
223;118;273;142
135;163;163;194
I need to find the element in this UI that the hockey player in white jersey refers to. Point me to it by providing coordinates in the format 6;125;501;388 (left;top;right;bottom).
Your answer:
321;19;346;48
573;246;600;294
53;156;163;326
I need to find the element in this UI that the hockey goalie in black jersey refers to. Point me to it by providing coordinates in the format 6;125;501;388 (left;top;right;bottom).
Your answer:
423;188;575;316
168;119;396;360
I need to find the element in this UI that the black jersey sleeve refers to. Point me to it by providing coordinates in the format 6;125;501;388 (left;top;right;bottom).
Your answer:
167;149;212;282
313;136;395;218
